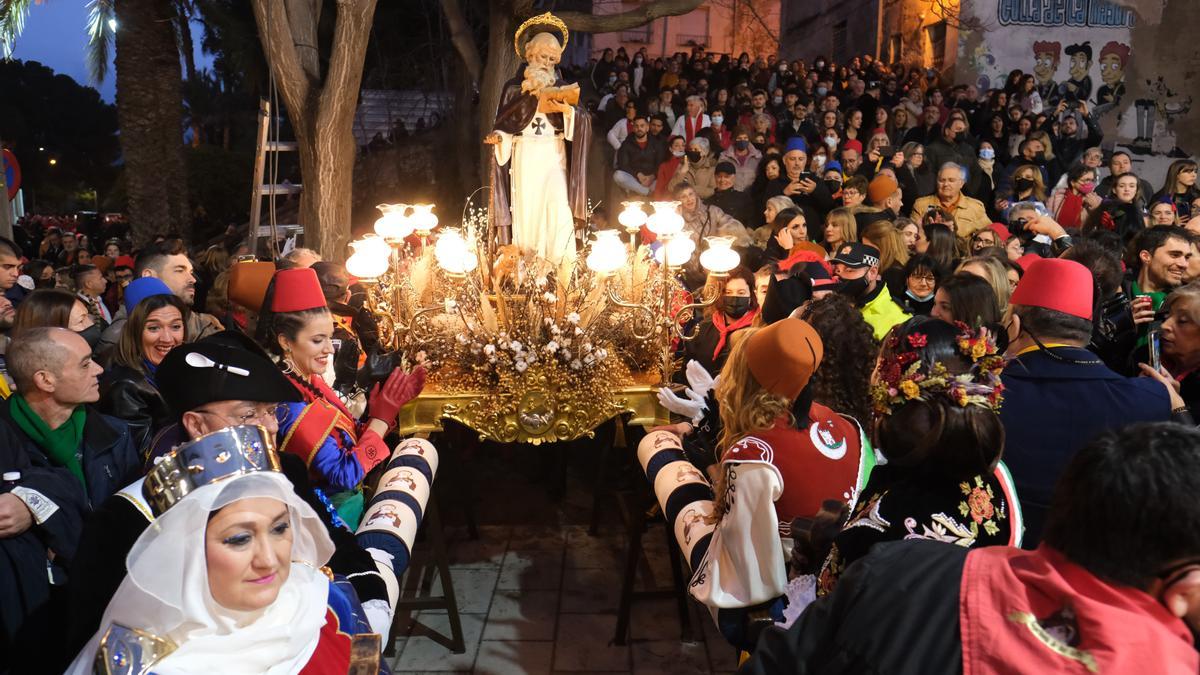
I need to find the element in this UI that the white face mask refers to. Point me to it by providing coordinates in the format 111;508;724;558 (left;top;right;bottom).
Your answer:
711;115;723;125
672;149;686;158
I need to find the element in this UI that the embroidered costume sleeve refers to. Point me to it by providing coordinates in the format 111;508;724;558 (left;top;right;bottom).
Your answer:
690;461;786;609
278;401;382;493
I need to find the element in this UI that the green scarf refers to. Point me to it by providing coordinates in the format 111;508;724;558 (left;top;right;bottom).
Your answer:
10;394;87;490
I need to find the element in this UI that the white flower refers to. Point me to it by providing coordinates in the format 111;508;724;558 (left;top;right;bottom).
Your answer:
574;327;583;336
515;359;528;372
561;349;572;360
470;346;481;355
582;342;593;352
415;351;428;364
484;344;496;356
570;359;582;370
550;324;561;335
566;312;580;324
488;355;497;364
456;333;469;345
597;348;608;361
527;352;538;363
510;341;523;352
544;341;559;353
544;317;554;325
584;353;595;366
444;298;458;312
543;291;557;303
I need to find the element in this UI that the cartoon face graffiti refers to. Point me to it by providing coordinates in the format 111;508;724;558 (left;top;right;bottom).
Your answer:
1099;54;1123;86
1098;42;1129;88
1067;44;1091;82
1032;41;1060;86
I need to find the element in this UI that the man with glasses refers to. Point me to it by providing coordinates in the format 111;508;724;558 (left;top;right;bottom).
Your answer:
913;163;990;238
740;423;1200;674
61;332;405;664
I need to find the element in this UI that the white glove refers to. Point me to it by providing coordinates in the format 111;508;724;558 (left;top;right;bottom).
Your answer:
657;386;708;424
684;360;718;398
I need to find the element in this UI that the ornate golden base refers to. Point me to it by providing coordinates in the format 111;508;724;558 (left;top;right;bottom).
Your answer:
395;370;669;445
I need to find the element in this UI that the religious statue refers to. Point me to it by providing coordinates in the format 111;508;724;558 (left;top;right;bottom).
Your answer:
485;13;591;265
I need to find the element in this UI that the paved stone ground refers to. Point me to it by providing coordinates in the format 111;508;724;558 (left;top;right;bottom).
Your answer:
385;435;737;674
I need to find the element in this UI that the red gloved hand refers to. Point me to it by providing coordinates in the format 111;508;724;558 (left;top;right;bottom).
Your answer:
368;365;427;426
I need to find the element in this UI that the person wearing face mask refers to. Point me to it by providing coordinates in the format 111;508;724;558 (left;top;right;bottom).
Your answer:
830;242;911;340
899;254;940;315
668;136;718;199
708;109;732;151
12;287;104;359
681;266;760;376
1048;163;1102;229
718;125;762;191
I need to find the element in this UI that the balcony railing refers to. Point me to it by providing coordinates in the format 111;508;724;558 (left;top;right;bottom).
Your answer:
676;33;709;46
620;27;652;43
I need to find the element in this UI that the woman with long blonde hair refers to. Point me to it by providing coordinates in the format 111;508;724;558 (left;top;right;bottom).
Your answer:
688;318;874;644
822;207;857;255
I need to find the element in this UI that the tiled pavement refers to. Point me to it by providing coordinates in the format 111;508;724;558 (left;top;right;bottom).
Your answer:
385;438;737;674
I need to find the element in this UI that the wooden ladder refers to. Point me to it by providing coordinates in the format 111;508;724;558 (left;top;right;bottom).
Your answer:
248;97;303;256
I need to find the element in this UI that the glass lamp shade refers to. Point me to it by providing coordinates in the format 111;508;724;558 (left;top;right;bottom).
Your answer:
346;237;391;279
374;203;414;242
699;236;741;274
585;230;628;275
411;204;439;236
645;201;685;238
617;202;648;232
434;229;478;275
654;235;696;267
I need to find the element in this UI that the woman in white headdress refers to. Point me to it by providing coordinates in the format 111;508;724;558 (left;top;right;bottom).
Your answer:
68;470;382;674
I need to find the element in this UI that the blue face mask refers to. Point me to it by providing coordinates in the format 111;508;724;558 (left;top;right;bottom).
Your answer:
816;86;828;97
979;147;996;160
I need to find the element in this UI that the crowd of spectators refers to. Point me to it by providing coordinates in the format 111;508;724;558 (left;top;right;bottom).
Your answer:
0;43;1199;674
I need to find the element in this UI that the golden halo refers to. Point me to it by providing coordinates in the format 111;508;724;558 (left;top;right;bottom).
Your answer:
514;12;569;59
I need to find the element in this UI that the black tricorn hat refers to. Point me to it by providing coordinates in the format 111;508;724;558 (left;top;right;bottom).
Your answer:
156;340;300;417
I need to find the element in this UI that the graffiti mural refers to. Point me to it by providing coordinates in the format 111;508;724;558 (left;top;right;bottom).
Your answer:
959;0;1193;171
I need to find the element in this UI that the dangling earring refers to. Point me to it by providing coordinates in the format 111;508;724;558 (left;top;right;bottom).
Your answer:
281;349;297;376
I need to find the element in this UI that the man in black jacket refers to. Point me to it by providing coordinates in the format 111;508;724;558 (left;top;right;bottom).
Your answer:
708;161;756;228
740;423;1200;675
58;335;403;674
612;114;665;197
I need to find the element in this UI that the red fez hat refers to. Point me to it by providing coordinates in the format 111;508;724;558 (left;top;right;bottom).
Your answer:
229;260;276;312
269;267;326;313
987;222;1011;242
745;318;824;401
114;255;135;269
843;139;863;154
1011;258;1093;320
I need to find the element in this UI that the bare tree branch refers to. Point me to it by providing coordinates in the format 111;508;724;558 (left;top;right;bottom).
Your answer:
557;0;706;34
285;0;322;83
440;0;482;86
317;0;378;130
250;0;313;126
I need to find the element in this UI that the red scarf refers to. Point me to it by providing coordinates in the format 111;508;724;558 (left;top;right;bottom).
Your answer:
711;308;758;360
960;545;1198;675
684;114;702;141
1057;191;1086;229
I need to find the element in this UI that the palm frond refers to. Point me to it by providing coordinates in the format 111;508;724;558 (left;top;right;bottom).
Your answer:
0;0;37;58
85;0;116;83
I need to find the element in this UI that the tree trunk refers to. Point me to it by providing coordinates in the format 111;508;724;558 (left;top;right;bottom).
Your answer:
115;0;190;246
251;0;377;261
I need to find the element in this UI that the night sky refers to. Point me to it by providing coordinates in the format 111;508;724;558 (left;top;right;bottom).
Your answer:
8;2;212;103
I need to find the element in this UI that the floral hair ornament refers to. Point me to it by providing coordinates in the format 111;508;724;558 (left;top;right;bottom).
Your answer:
871;322;1006;417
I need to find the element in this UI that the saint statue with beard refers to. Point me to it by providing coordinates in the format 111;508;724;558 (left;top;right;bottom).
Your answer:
485;14;591;265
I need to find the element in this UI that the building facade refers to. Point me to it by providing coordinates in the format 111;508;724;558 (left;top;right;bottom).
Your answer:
590;0;781;58
777;0;959;73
